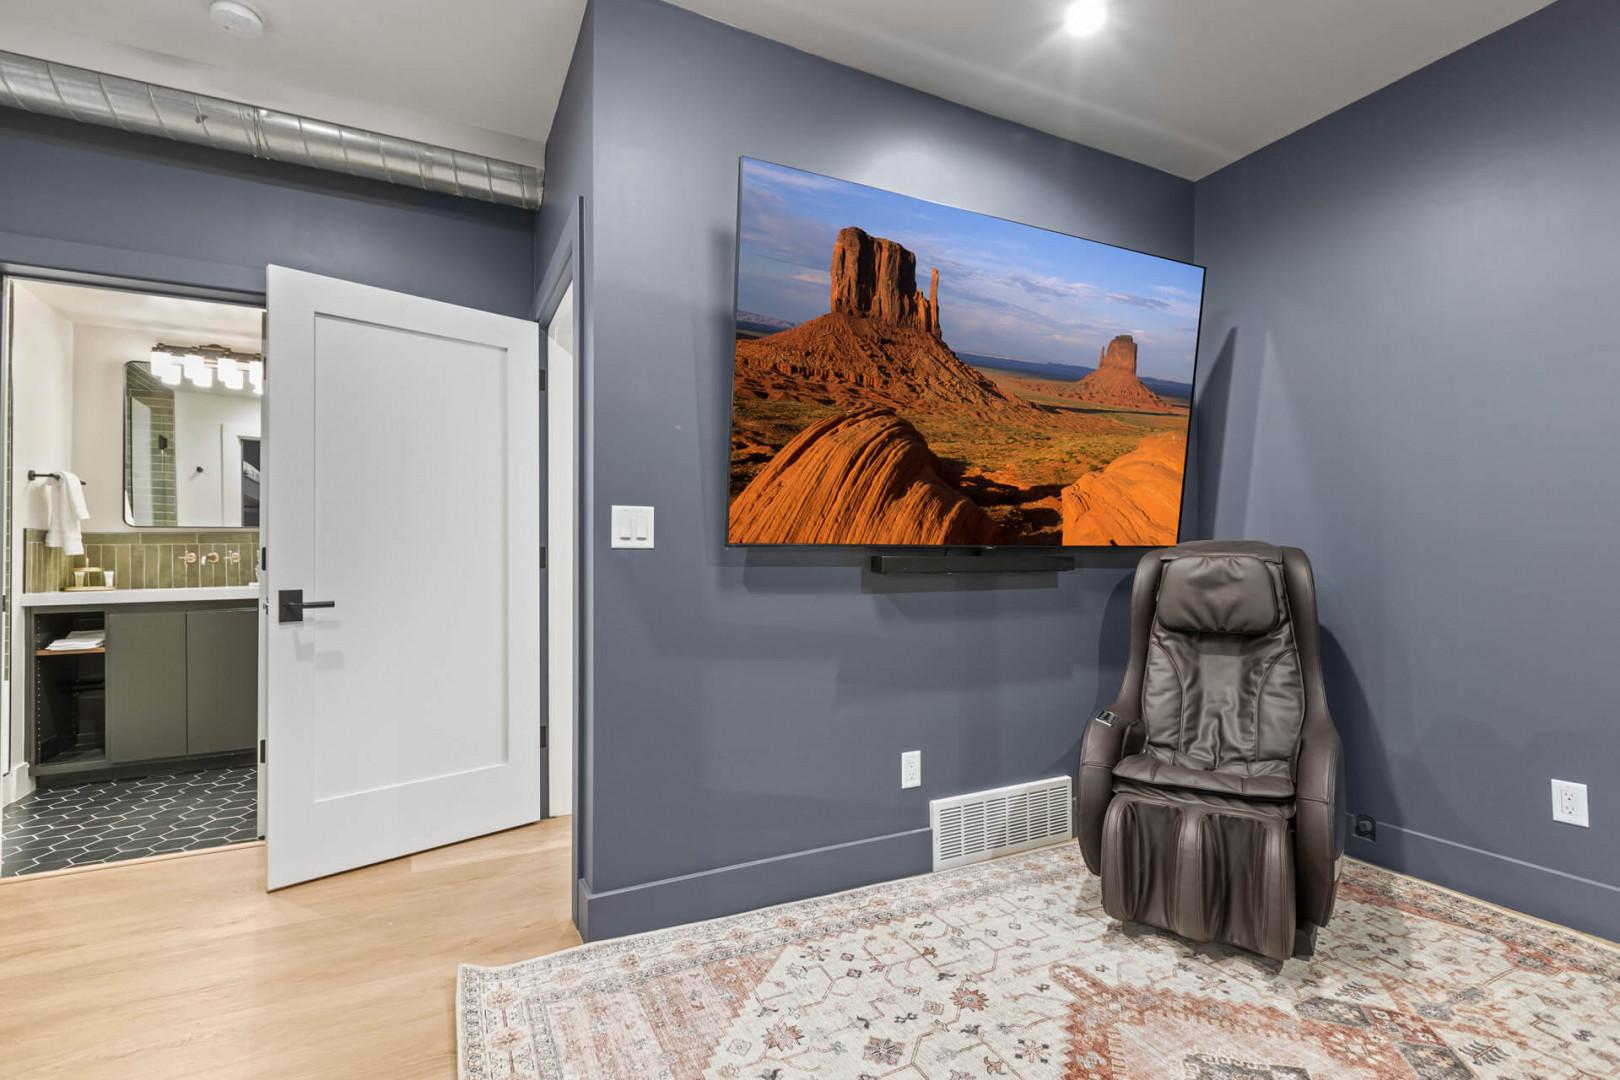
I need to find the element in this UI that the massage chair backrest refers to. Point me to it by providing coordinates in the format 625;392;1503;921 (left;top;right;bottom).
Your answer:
1136;541;1308;780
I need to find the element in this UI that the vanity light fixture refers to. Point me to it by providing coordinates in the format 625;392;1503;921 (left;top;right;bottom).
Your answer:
151;343;264;393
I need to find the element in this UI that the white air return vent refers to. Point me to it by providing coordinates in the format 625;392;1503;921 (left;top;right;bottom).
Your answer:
930;776;1073;871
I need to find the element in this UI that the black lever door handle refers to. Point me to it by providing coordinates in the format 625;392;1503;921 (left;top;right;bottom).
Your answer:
278;589;337;623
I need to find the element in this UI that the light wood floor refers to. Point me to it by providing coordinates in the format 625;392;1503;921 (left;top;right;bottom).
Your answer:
0;818;578;1079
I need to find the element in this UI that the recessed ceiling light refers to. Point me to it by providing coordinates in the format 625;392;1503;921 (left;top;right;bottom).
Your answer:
1063;0;1108;38
209;0;266;38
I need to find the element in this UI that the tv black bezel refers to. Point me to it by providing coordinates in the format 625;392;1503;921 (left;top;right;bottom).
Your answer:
724;155;1208;553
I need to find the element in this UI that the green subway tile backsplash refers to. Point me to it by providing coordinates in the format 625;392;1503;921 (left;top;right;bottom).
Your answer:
24;530;259;592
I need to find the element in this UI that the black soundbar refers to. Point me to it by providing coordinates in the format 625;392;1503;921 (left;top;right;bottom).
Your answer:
870;552;1078;575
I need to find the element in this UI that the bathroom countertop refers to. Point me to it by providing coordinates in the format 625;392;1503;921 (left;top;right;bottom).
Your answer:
20;586;260;608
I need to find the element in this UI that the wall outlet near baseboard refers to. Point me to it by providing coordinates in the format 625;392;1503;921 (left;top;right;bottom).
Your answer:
1552;779;1589;827
900;750;921;790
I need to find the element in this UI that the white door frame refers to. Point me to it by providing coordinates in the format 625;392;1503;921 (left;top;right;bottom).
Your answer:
0;278;14;802
535;199;585;919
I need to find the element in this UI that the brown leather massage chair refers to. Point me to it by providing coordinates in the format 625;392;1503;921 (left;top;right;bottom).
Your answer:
1078;541;1344;961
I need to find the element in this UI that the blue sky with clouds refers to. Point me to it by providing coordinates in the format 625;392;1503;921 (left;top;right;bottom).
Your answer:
735;158;1205;383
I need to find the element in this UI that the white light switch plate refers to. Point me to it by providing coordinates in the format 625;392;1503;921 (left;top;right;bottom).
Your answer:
1552;779;1589;827
611;505;655;549
901;750;922;790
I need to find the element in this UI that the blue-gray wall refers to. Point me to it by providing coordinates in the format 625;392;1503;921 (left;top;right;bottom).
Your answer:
0;108;535;314
548;0;1195;940
1193;0;1619;941
536;1;594;288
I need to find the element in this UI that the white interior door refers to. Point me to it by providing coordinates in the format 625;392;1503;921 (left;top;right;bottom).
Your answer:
264;266;541;889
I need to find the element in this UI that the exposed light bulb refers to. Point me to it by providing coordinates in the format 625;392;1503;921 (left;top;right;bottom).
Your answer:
1063;0;1107;37
149;349;181;383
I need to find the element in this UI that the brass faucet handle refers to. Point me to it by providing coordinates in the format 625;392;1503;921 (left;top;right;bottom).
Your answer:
204;551;221;565
177;550;199;565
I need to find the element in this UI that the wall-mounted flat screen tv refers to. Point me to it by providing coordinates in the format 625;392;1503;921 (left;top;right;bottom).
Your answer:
727;157;1206;548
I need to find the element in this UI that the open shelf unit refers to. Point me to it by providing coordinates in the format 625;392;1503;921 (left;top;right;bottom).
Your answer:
31;611;108;777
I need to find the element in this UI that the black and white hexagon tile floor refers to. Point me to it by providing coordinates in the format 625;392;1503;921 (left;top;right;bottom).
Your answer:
1;767;256;877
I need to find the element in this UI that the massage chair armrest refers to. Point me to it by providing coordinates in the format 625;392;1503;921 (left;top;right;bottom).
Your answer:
1293;707;1344;927
1077;703;1139;873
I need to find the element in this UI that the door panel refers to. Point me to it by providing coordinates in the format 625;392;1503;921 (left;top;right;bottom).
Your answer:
265;267;541;889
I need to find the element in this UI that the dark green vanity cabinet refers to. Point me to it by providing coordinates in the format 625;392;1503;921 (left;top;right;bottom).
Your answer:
105;611;190;763
105;607;258;763
29;597;259;783
184;608;259;755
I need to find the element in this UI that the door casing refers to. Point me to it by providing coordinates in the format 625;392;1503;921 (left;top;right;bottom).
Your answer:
535;198;586;926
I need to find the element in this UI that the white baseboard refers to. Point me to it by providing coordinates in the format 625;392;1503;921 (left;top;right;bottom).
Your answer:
2;762;34;807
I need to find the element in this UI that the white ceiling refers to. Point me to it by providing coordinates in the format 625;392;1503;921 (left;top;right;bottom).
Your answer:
0;0;586;169
0;0;1552;183
18;280;263;351
663;0;1556;179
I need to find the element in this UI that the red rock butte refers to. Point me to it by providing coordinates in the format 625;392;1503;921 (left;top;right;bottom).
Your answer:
830;226;941;335
733;228;1012;414
1064;335;1172;412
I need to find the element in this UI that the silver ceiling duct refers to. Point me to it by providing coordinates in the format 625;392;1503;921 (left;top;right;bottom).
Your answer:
0;50;541;210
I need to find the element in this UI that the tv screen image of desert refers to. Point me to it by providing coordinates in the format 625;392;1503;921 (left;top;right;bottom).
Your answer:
727;160;1205;548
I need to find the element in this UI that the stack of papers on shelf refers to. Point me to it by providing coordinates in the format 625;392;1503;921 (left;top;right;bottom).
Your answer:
43;630;106;652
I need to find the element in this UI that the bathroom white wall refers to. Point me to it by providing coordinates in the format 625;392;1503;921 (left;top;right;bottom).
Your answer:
10;284;77;531
5;282;76;786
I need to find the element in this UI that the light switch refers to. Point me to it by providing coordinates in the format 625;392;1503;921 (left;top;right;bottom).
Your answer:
611;505;655;549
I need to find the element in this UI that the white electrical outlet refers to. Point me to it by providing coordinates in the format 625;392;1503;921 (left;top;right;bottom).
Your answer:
901;750;922;790
1551;779;1589;827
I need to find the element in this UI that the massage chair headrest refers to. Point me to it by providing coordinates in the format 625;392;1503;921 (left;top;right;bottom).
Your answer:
1155;546;1286;635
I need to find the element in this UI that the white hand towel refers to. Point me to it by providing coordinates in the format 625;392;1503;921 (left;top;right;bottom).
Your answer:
45;471;90;556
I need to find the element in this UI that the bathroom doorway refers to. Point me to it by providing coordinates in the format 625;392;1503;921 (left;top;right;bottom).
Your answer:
0;275;264;878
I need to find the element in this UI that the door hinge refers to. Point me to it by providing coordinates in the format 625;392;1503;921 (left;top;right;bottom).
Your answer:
539;369;546;392
259;738;267;764
260;547;267;571
540;725;548;750
539;545;547;569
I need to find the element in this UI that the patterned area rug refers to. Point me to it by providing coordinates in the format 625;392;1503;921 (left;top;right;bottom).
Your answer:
458;845;1620;1079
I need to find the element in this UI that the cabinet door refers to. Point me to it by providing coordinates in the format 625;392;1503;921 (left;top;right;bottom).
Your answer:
105;611;188;763
186;607;259;755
